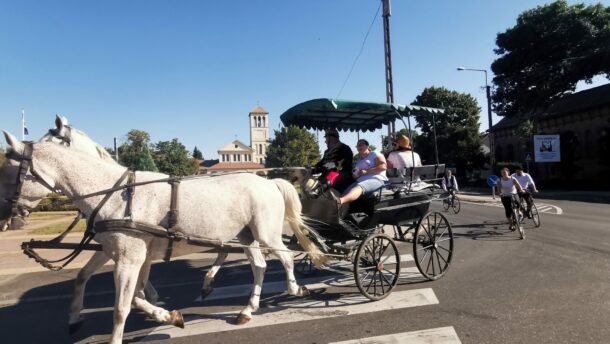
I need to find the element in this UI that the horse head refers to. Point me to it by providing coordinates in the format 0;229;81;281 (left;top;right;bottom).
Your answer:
0;131;54;229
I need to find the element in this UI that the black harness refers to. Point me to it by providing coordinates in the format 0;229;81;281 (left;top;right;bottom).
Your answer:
4;141;244;270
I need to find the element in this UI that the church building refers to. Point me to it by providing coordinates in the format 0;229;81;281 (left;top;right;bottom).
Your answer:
200;106;270;174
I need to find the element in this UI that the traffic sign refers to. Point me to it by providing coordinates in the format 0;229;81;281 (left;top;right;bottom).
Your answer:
525;153;532;162
487;175;499;188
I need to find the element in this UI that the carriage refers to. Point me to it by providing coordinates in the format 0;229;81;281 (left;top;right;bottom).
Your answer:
277;98;455;300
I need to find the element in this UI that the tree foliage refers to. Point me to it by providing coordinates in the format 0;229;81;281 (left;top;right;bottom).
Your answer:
265;126;320;168
153;139;199;176
118;130;158;172
412;87;486;174
492;0;610;117
192;146;203;160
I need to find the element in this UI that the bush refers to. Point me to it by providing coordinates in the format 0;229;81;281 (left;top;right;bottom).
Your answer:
35;194;78;212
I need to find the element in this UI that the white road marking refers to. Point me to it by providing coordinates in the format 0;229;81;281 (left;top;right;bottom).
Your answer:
329;326;462;344
463;200;563;215
195;266;421;302
138;288;439;342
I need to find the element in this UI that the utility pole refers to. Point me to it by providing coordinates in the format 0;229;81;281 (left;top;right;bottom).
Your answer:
382;0;395;141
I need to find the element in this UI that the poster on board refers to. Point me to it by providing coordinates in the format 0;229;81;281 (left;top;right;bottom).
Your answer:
534;134;560;162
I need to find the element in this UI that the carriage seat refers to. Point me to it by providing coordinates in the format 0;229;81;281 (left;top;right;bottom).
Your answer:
386;164;446;190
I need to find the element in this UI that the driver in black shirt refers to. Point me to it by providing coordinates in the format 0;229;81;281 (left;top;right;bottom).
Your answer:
307;129;354;198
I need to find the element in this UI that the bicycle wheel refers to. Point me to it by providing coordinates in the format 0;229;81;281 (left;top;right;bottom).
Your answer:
531;202;541;228
511;207;525;239
442;198;450;211
452;196;461;214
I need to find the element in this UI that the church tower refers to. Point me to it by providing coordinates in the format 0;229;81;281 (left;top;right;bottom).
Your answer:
249;106;269;164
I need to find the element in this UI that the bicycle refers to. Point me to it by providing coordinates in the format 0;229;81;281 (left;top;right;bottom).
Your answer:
509;195;525;239
518;191;541;228
442;190;460;214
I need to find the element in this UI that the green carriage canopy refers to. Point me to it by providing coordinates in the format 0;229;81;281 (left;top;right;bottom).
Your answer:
279;98;444;132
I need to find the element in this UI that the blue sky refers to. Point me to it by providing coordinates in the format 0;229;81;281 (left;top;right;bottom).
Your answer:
1;0;608;159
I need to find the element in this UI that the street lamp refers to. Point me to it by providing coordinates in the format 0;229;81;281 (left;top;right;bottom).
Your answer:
457;66;495;167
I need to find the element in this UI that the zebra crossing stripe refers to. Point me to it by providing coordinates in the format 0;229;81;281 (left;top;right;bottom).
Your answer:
139;288;440;342
329;326;462;344
195;256;417;302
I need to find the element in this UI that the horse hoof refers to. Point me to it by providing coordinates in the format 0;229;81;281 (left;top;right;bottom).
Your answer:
170;310;185;329
68;317;84;334
300;285;310;296
236;313;251;325
201;288;213;299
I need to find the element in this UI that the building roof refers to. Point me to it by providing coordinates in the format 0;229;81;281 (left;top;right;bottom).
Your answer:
199;159;219;168
249;106;268;115
207;162;265;171
218;140;254;152
545;83;610;116
492;83;610;131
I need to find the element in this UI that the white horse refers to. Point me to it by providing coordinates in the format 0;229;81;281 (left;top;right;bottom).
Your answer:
1;131;326;344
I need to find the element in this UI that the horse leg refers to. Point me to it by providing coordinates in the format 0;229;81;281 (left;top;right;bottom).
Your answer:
130;258;184;328
269;241;308;297
143;280;159;304
107;238;148;344
68;251;110;333
236;244;266;325
201;250;229;299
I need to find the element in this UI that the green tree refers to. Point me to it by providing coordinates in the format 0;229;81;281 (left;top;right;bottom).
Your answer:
411;87;486;175
118;130;158;172
265;126;320;167
492;0;610;117
192;146;203;160
153;138;199;176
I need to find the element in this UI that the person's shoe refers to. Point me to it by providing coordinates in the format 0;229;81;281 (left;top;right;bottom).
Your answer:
329;189;349;219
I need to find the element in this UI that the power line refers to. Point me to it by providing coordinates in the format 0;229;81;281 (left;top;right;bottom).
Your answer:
336;2;381;98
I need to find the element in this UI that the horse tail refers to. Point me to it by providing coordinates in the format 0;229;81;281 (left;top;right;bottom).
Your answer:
273;178;329;267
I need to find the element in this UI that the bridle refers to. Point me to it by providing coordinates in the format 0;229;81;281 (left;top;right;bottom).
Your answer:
2;142;57;226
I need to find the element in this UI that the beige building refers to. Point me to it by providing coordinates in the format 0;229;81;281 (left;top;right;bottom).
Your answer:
249;106;270;164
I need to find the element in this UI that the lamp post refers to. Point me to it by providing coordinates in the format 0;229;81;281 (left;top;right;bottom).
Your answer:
457;66;495;167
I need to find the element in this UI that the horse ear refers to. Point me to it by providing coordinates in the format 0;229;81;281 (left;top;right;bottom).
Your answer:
3;130;24;152
55;114;69;130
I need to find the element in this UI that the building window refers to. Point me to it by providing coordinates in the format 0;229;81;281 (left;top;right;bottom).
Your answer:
257;116;261;127
262;116;266;127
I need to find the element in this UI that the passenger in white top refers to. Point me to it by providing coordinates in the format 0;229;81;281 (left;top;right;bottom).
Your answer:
386;135;422;169
337;139;387;217
496;167;524;226
511;166;538;217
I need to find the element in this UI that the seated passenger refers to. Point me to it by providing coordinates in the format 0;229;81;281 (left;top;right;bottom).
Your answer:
386;135;421;170
336;139;388;216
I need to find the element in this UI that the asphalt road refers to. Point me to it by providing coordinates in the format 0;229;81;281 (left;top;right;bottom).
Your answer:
0;197;609;344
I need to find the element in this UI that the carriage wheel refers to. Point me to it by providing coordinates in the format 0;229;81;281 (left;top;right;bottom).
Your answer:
413;212;454;280
531;203;541;228
353;233;400;301
451;196;461;214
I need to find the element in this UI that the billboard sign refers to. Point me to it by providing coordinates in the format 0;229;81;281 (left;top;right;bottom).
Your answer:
534;134;560;162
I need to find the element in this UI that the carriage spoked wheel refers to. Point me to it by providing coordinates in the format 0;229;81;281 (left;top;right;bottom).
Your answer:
353;233;400;301
413;211;454;280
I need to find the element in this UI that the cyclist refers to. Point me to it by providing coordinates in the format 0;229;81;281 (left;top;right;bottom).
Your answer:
496;167;525;230
511;166;539;218
442;170;459;203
